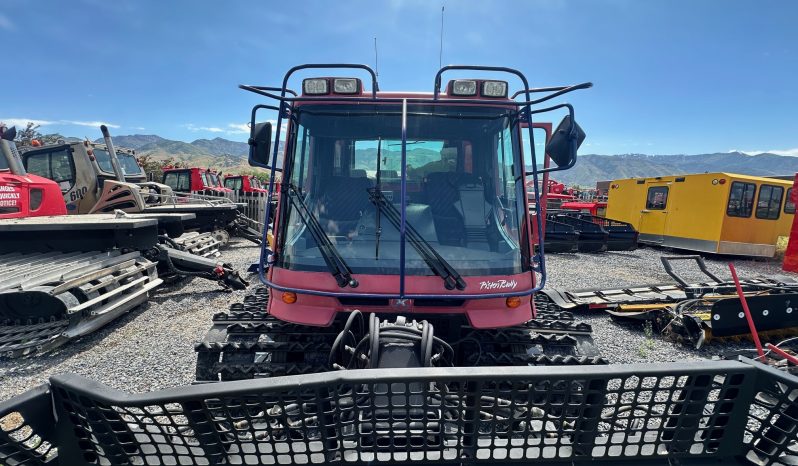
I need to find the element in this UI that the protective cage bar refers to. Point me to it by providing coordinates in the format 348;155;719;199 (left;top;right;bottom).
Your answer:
245;63;588;299
0;358;795;465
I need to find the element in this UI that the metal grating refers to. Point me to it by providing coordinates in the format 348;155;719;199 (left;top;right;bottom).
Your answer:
1;359;796;465
744;362;798;466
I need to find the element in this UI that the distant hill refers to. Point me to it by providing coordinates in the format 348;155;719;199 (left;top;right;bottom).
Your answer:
191;137;248;157
554;152;798;186
95;134;168;149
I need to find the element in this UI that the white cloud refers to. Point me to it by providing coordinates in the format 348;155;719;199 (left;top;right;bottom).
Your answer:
0;118;119;129
730;148;798;157
0;14;14;31
183;123;224;133
0;118;56;128
64;120;120;128
226;123;250;134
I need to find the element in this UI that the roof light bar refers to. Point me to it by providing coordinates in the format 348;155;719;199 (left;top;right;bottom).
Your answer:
450;79;478;96
302;78;329;95
482;80;508;98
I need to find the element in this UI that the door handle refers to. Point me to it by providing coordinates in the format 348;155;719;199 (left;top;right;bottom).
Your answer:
641;210;650;213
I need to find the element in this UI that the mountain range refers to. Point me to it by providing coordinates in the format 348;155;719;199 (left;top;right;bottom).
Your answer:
556;152;798;186
80;133;798;185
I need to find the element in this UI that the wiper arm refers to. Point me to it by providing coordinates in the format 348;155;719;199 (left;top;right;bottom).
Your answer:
286;185;358;288
367;188;466;291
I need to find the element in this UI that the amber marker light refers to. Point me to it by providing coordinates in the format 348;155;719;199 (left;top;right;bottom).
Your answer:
506;297;522;308
282;292;298;304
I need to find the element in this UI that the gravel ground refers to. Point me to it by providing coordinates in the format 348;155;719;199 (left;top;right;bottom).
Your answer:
543;245;791;364
0;242;792;401
0;239;261;399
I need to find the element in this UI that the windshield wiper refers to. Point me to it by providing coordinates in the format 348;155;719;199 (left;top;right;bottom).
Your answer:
286;185;358;288
367;188;466;291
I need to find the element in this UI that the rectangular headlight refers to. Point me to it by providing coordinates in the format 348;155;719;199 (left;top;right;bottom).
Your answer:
333;78;360;94
450;79;477;96
482;80;508;98
303;78;329;95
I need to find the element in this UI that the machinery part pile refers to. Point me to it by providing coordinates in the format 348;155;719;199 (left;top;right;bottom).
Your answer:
540;255;798;348
195;288;606;382
1;358;796;465
0;250;162;358
148;245;248;291
166;231;222;258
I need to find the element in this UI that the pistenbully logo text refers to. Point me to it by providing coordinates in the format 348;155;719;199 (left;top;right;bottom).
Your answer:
479;279;518;290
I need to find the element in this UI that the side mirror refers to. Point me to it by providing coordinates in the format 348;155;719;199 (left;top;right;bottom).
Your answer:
249;122;273;167
546;115;585;168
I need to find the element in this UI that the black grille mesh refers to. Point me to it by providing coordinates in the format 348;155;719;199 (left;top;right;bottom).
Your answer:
1;359;796;465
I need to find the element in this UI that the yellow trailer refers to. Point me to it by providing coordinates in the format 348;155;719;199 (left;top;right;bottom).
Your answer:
606;173;794;257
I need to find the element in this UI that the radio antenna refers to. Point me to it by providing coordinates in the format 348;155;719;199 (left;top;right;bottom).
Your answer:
374;37;379;78
439;6;445;68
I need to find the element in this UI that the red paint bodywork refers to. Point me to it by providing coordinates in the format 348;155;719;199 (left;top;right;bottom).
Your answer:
0;171;67;219
783;174;798;273
267;91;546;327
560;200;607;216
224;175;267;193
163;167;229;195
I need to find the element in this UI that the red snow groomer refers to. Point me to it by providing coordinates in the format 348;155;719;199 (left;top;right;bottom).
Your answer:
1;65;795;466
0;126;67;219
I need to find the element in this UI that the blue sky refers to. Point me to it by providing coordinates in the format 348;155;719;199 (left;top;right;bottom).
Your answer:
1;0;796;155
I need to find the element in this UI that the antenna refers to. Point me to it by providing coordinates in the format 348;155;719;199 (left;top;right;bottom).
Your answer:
374;37;379;78
439;5;445;69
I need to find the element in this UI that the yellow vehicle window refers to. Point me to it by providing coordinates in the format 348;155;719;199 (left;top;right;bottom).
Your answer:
785;188;795;214
645;186;668;210
727;181;756;218
756;184;783;220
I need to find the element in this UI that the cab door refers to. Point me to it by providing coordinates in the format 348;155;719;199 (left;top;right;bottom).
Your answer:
638;182;670;243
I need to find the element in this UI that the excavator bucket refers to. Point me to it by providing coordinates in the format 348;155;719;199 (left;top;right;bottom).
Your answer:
0;358;795;465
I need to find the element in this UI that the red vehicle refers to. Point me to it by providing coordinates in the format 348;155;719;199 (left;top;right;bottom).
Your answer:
205;169;233;194
0;126;67;219
224;174;268;193
197;63;593;383
162;167;228;196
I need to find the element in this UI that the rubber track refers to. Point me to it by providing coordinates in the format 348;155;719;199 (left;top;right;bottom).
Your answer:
196;288;607;381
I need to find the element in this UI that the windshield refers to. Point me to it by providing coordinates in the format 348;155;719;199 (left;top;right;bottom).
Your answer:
277;104;528;278
118;153;144;175
93;148;144;176
209;172;221;186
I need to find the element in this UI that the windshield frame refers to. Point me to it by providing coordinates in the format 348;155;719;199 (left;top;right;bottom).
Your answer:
270;100;535;299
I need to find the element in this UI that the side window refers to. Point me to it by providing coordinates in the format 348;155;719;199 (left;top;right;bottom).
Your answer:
93;148;114;173
163;173;179;191
785;188;796;214
756;184;783;220
24;149;75;193
178;172;191;192
645;186;669;210
727;181;756;217
25;152;50;178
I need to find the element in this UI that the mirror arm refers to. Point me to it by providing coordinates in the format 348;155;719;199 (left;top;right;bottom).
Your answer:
510;82;592;100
